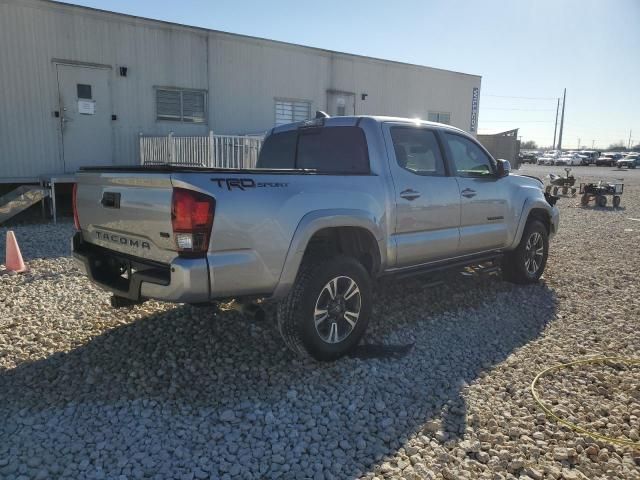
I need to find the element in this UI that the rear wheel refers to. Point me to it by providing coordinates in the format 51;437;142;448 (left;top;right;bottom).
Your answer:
502;220;549;284
597;195;607;207
562;187;568;195
613;196;621;208
277;255;372;361
552;186;559;195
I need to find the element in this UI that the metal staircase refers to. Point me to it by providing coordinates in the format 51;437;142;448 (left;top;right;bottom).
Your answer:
0;185;49;225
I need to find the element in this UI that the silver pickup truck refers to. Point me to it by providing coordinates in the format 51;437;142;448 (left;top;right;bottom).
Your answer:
72;115;559;360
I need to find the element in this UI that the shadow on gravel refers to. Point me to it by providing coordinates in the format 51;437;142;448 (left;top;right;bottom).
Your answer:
0;273;557;478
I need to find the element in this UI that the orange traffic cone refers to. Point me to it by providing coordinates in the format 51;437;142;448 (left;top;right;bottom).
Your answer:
5;230;27;273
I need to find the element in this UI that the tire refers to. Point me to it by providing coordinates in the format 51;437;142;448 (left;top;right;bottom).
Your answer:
545;185;551;194
597;195;607;207
277;255;372;361
571;188;577;196
552;186;559;195
613;196;621;208
562;187;568;195
581;193;590;206
502;220;549;284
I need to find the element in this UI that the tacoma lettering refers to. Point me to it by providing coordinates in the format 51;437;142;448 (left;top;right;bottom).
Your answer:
95;231;150;250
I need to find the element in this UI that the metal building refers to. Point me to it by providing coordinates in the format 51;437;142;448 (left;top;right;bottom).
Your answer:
0;0;482;184
478;129;521;167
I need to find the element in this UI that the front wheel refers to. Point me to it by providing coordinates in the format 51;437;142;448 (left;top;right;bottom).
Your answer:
277;255;372;361
613;196;621;208
502;220;549;284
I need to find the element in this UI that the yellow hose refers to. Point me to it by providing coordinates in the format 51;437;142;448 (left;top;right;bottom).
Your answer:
531;357;640;449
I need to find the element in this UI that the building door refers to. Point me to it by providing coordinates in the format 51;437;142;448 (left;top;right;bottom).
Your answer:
56;64;113;173
327;91;355;116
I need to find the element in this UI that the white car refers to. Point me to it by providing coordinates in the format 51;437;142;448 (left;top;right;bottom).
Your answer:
555;153;582;166
538;154;557;166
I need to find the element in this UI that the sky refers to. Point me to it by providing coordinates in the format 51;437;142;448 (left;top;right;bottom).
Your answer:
59;0;640;149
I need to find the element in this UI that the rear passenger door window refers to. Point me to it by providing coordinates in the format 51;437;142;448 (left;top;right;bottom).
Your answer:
390;127;445;176
442;133;495;177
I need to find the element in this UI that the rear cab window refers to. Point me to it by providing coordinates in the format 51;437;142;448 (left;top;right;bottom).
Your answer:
256;126;369;173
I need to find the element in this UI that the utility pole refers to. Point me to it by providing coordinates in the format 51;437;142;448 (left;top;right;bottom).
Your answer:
557;88;566;151
553;98;560;149
591;140;595;149
578;138;581;149
628;130;632;149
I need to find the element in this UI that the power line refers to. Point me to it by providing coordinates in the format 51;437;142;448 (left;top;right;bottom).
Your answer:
481;107;556;111
481;94;557;100
480;120;553;123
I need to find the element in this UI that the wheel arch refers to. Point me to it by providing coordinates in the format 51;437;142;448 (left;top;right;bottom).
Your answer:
510;199;555;249
272;209;385;299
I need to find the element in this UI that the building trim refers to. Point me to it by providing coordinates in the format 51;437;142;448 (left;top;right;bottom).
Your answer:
29;0;482;80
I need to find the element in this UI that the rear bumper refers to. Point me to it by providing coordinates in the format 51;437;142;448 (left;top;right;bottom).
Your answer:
72;232;210;303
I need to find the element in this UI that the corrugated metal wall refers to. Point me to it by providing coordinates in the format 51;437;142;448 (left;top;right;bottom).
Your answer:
0;0;481;181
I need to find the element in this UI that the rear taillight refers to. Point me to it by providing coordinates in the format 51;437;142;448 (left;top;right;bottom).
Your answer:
72;183;80;230
171;188;215;257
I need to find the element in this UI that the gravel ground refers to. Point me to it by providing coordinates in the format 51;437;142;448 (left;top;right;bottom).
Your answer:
1;168;640;479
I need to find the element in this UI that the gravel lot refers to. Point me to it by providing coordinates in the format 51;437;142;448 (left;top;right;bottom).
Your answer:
1;167;639;480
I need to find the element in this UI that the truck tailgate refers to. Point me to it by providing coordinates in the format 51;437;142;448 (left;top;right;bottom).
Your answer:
75;172;177;264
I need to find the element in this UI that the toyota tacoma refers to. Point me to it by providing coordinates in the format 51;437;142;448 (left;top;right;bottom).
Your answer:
72;114;559;360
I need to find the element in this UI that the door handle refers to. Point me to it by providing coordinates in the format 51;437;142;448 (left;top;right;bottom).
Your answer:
400;189;421;201
461;188;477;198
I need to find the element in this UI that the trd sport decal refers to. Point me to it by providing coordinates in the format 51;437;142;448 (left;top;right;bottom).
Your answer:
211;178;288;190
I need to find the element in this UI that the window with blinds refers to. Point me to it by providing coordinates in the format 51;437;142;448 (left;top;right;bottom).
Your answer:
156;88;206;123
275;99;311;126
427;111;451;125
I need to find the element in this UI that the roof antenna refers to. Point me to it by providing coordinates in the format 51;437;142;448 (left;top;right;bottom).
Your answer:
315;111;330;119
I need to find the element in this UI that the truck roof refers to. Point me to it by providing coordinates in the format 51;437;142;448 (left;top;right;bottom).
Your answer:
271;115;468;136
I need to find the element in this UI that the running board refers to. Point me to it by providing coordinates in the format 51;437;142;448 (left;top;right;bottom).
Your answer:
0;185;48;225
384;252;503;280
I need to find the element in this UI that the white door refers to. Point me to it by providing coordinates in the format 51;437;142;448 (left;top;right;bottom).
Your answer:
327;91;355;116
56;64;113;173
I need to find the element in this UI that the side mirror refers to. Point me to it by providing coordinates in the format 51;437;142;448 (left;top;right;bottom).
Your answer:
496;159;511;177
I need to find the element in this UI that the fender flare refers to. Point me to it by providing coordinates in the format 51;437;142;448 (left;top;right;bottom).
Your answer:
271;209;386;299
510;197;554;249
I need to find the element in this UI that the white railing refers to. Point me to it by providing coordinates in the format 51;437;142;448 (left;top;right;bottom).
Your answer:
140;131;264;169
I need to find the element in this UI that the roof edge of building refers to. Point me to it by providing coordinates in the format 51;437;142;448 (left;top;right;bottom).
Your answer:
37;0;481;80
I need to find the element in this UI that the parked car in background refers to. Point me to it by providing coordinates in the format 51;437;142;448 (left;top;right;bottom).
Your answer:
538;153;558;165
521;152;538;164
578;150;600;165
617;154;640;169
555;153;582;166
596;153;622;166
